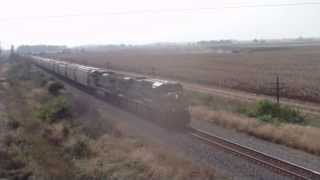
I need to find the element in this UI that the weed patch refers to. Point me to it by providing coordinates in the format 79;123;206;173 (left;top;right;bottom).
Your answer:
65;137;91;159
186;90;248;112
241;100;305;124
36;96;72;123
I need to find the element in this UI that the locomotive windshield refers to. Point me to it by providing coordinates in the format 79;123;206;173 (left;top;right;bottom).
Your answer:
154;83;183;94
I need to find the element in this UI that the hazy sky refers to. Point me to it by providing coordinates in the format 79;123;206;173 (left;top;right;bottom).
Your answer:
0;0;320;48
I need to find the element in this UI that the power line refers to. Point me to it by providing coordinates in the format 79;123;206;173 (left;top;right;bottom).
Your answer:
1;1;320;22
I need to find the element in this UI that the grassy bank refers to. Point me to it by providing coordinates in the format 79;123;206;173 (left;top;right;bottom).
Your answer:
0;57;219;179
188;91;320;155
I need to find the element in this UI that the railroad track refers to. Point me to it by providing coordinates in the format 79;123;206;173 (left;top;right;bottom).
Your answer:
190;127;320;180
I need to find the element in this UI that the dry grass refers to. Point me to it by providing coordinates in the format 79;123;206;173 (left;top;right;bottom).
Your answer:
191;106;320;155
76;134;217;180
2;71;76;179
49;46;320;102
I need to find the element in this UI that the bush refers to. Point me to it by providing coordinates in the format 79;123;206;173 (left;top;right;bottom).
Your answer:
204;95;214;106
278;106;304;124
7;60;31;82
7;119;20;129
36;96;71;123
257;114;273;123
249;100;305;124
255;100;278;116
48;81;64;96
33;72;48;87
238;106;256;117
65;138;91;159
3;134;16;147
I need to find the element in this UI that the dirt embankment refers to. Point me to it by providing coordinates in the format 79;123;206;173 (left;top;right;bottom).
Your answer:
0;57;217;179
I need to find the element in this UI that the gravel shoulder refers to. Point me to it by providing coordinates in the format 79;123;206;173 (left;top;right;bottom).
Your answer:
191;119;320;172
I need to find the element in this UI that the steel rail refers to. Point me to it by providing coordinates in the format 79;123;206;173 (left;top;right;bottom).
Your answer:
190;128;320;180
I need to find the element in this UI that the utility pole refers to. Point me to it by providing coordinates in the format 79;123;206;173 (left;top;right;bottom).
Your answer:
10;45;15;55
276;75;280;105
151;67;156;77
0;41;2;56
105;61;111;69
266;75;285;105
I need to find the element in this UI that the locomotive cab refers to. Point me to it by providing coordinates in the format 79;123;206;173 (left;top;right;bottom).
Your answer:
149;81;191;127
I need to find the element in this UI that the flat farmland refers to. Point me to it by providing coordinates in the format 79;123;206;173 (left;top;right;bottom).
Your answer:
49;46;320;102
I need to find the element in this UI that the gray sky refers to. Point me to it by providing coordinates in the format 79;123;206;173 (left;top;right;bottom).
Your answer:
0;0;320;48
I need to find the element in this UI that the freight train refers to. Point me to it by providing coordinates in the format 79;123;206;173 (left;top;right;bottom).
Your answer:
30;56;190;128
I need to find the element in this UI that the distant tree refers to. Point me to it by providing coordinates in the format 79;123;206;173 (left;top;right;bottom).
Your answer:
10;45;15;55
0;42;2;56
9;45;17;61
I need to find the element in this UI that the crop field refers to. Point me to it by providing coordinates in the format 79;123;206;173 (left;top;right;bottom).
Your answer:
48;46;320;103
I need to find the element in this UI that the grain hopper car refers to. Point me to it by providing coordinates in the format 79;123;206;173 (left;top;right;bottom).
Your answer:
30;56;190;128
